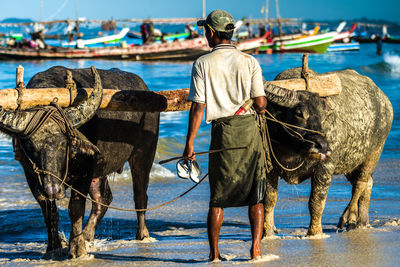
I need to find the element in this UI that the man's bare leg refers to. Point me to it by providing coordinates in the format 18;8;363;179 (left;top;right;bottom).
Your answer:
249;203;264;259
208;207;223;261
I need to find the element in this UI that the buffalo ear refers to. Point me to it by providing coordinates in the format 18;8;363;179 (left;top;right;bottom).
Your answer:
70;130;100;158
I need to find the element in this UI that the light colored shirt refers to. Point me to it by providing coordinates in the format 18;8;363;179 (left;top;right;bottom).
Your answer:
188;44;265;123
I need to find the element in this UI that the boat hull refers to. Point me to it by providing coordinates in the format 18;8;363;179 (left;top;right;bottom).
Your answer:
327;42;360;52
259;33;335;54
0;38;210;61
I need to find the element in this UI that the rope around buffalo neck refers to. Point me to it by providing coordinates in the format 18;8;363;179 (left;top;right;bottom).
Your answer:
257;114;305;172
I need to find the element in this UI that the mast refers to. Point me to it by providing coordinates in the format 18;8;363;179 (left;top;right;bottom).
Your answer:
265;0;269;23
202;0;206;19
74;0;80;39
40;0;44;21
275;0;283;40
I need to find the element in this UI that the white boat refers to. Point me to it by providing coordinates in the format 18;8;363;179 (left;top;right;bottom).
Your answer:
62;27;130;48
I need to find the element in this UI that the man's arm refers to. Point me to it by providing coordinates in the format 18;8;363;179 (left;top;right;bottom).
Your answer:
253;96;267;114
183;102;206;161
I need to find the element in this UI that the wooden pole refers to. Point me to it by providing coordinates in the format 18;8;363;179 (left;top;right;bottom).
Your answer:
16;65;24;88
3;63;340;112
302;53;310;90
0;74;341;112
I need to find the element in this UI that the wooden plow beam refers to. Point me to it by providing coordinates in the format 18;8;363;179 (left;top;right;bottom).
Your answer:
3;63;341;112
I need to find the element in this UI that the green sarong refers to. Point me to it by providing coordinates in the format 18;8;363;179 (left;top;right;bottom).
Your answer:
209;114;266;207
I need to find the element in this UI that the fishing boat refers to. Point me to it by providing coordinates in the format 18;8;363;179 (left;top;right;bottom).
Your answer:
235;32;271;53
0;33;23;41
259;31;335;53
0;37;209;60
327;22;360;52
327;42;360;52
61;27;130;48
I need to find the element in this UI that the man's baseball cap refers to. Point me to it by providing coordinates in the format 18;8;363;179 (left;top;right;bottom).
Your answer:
197;10;235;32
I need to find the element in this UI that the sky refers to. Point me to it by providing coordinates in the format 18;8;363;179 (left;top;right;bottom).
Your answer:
0;0;399;24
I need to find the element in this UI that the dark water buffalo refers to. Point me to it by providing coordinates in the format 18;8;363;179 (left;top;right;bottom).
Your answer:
263;68;393;236
7;66;159;258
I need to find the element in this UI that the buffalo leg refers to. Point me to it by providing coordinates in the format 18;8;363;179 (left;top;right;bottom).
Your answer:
39;199;64;252
129;153;151;240
308;173;332;235
23;170;65;253
339;175;373;230
357;176;373;227
339;149;380;230
68;181;90;258
83;176;113;243
263;173;279;237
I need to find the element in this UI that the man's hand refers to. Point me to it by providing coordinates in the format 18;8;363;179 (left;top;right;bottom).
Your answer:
183;102;205;162
183;143;195;161
253;96;267;114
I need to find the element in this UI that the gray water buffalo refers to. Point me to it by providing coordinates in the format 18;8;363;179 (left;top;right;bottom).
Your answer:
263;68;393;237
8;66;159;258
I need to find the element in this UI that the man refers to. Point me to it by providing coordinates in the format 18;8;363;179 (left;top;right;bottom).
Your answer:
183;10;267;261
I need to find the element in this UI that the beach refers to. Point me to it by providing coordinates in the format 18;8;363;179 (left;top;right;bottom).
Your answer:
0;43;399;266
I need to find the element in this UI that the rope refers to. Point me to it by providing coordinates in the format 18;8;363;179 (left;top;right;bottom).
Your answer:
257;114;304;172
16;86;24;110
256;114;273;173
265;109;325;137
22;140;208;212
16;99;208;212
159;146;247;165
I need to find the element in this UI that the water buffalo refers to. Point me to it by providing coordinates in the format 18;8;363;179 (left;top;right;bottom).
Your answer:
8;66;159;258
262;68;393;237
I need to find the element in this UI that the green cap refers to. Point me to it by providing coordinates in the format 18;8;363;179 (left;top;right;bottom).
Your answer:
197;10;235;32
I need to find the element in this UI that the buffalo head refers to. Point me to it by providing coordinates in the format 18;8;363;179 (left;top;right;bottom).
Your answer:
0;66;103;200
263;77;331;167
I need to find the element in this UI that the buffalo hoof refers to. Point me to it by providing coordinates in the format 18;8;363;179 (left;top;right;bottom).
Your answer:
346;223;357;231
337;218;346;229
42;247;69;260
136;228;150;240
262;227;278;239
307;227;323;236
69;235;88;259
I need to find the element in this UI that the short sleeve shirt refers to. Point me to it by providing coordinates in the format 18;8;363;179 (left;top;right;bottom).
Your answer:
188;44;265;123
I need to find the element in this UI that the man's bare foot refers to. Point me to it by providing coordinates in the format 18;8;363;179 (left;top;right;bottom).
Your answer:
209;255;227;262
250;247;262;259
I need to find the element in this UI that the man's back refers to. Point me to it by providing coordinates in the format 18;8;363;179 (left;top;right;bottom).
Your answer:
189;44;265;122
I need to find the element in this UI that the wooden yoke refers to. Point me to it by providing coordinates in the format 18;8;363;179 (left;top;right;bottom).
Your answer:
1;64;341;112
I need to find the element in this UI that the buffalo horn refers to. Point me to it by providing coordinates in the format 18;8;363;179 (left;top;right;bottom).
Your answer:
263;77;300;108
0;108;35;135
64;66;103;128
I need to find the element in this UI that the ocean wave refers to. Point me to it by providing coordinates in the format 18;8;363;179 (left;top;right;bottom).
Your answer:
106;162;176;183
383;53;400;73
360;52;400;76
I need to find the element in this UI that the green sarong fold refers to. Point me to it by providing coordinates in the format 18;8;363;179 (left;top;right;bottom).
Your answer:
209;114;266;207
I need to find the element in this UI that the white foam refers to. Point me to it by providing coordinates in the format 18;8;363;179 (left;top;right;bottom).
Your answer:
85;237;158;253
106;162;175;182
384;53;400;73
160;111;186;124
228;254;280;264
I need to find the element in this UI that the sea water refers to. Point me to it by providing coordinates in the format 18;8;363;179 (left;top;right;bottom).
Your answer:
0;43;399;266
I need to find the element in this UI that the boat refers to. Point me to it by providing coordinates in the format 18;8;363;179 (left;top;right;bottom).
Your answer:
0;37;209;60
327;22;360;52
0;33;23;41
327;42;360;52
61;28;130;48
353;23;400;43
259;31;335;53
235;32;271;53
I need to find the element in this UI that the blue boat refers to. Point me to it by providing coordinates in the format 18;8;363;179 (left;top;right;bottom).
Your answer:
327;42;360;52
